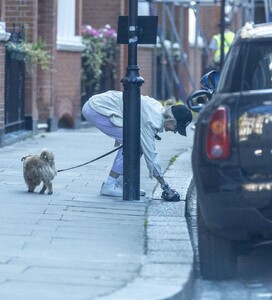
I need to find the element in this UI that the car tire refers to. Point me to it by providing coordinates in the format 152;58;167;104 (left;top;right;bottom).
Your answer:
197;202;237;280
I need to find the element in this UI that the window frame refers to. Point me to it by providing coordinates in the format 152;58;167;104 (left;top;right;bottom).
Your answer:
57;0;84;52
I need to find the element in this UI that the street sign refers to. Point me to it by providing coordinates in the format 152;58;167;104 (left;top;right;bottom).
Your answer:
117;16;158;44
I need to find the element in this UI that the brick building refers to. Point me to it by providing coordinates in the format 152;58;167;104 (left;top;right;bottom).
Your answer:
0;0;202;147
0;0;85;147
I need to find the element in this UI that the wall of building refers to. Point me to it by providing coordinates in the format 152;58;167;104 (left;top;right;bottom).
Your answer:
2;0;83;132
82;0;121;30
37;0;82;130
138;46;153;96
55;51;82;128
36;0;56;129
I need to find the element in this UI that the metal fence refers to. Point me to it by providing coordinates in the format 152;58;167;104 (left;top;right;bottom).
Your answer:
4;28;26;134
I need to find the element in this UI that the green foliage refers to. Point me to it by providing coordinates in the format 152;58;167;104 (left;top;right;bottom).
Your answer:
81;24;118;94
6;36;51;74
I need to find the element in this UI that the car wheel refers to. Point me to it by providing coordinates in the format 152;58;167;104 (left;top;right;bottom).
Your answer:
197;202;237;280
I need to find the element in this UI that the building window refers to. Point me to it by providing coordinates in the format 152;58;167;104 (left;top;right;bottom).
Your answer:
57;0;84;51
138;1;150;16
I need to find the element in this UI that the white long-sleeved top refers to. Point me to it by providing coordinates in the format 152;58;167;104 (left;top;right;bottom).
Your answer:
87;90;164;178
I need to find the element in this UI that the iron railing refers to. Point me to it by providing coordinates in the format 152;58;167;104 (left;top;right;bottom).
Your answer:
4;27;26;133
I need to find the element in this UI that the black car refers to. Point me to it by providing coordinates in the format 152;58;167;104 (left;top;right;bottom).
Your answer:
187;22;272;280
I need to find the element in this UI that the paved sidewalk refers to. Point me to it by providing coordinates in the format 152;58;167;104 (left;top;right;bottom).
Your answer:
0;126;194;300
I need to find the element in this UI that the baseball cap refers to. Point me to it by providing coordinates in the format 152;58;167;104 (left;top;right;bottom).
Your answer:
171;105;193;136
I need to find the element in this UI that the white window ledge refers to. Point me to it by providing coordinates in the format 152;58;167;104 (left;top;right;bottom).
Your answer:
0;22;11;42
57;36;85;52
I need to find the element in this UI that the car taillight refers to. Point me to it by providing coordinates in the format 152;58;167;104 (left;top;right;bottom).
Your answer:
205;106;230;159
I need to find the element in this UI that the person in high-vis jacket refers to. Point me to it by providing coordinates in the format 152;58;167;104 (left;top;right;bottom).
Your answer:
206;17;235;71
82;90;192;198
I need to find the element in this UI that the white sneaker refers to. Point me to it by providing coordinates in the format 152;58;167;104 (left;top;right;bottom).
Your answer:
116;176;146;196
100;182;123;197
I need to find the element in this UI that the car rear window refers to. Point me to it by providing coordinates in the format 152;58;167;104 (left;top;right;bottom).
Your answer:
217;40;272;93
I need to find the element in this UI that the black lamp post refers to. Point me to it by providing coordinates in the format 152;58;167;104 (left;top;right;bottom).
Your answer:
121;0;144;201
117;1;157;201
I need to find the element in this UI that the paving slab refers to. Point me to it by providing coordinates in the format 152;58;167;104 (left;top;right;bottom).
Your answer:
0;127;194;300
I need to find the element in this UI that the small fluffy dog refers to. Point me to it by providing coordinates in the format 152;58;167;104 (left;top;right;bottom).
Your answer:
21;149;57;195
